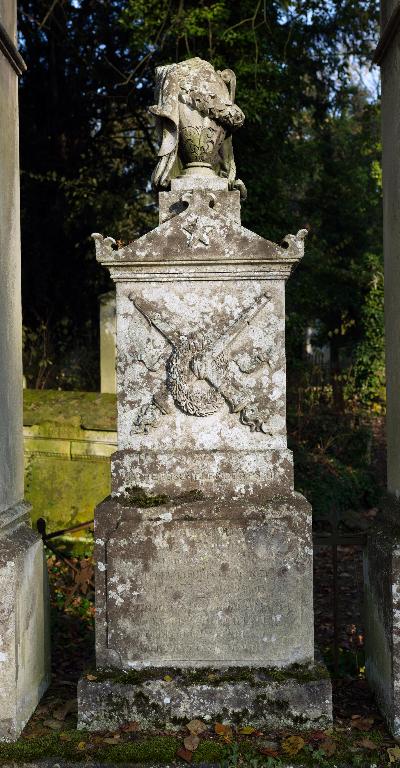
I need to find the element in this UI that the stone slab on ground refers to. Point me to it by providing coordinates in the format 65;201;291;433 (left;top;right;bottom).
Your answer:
0;508;51;741
364;497;400;738
77;663;332;732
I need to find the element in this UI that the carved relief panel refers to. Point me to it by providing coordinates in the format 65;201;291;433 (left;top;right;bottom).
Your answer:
116;279;287;452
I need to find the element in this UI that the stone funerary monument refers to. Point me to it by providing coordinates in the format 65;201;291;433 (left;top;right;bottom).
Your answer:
78;57;332;729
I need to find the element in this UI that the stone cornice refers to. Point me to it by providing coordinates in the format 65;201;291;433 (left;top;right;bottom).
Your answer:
0;501;30;537
373;2;400;65
104;262;299;283
0;19;26;76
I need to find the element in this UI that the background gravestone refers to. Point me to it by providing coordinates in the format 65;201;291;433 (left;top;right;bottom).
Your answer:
78;57;332;731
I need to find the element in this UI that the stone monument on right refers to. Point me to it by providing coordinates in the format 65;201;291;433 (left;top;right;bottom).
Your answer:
78;57;332;731
363;1;400;738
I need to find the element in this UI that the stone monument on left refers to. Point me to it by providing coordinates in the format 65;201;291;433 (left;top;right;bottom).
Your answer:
0;1;50;740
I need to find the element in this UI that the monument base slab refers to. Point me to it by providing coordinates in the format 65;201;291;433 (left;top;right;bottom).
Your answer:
364;496;400;738
0;505;51;741
77;663;332;732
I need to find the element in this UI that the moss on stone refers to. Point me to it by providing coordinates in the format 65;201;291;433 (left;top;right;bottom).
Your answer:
94;734;180;763
117;486;170;507
116;486;206;509
92;661;329;687
23;389;116;431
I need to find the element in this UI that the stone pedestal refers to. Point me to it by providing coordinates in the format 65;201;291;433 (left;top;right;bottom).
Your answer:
78;178;332;729
365;0;400;737
0;505;51;741
94;493;313;670
364;497;400;738
0;0;50;740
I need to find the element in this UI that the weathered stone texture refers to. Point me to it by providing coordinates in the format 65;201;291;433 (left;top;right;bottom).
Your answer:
364;499;400;738
80;57;332;730
0;513;50;741
0;2;50;741
363;0;400;738
0;0;24;514
99;291;116;394
78;666;332;732
381;1;400;496
95;493;313;670
90;180;315;684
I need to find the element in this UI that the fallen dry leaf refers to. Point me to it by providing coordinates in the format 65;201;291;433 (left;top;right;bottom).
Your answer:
281;735;305;756
355;738;377;750
177;747;193;763
164;675;173;682
214;722;233;742
259;747;279;758
103;735;121;744
351;717;374;731
320;739;336;756
59;732;72;742
310;730;328;741
187;719;207;736
184;734;199;752
388;746;400;763
76;741;86;751
86;674;97;681
238;726;256;735
120;720;140;733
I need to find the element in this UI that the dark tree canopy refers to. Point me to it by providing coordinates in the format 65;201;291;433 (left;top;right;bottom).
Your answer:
18;0;382;402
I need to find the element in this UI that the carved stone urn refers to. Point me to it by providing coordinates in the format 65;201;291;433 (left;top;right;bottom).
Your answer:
150;57;245;188
178;102;226;176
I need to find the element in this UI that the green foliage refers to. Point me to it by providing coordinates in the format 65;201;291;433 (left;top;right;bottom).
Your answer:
349;252;385;409
18;0;382;399
288;396;382;519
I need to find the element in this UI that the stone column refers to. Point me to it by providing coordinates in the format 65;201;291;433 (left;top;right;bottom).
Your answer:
99;291;116;393
0;2;50;740
364;1;400;738
78;57;331;731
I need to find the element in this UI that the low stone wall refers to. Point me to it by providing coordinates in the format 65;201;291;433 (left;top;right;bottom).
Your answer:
23;390;117;536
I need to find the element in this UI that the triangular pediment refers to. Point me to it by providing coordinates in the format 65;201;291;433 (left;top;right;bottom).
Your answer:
93;190;306;266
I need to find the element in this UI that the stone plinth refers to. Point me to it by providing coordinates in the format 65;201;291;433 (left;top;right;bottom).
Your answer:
78;663;332;732
0;504;50;741
365;0;400;737
94;493;313;670
77;179;332;728
0;1;50;740
364;498;400;738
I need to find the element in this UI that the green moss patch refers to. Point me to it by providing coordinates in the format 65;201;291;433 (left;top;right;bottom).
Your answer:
0;729;386;767
91;662;330;687
23;389;116;431
117;486;205;508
